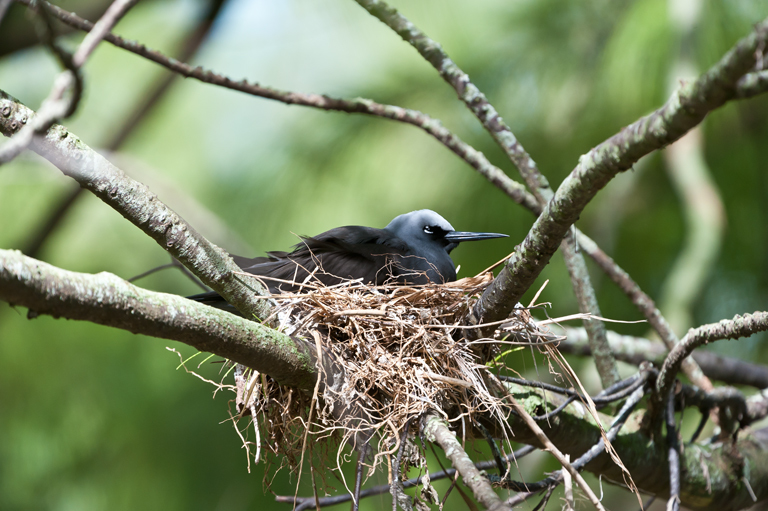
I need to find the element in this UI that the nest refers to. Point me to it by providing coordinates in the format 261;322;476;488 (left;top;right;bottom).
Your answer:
228;272;552;491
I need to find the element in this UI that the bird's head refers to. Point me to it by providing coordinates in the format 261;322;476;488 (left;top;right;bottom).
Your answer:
385;210;507;254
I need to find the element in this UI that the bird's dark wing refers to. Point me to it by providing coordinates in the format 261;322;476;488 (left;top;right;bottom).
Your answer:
240;226;419;291
187;226;435;309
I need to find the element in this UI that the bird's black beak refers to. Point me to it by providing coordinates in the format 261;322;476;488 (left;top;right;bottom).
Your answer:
443;231;508;242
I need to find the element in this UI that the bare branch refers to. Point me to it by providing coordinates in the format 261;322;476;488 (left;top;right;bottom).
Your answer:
654;311;768;416
0;89;271;320
666;392;681;511
0;0;138;164
422;413;511;511
561;230;619;386
560;326;768;389
0;249;317;389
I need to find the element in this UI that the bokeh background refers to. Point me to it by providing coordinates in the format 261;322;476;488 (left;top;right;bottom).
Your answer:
1;0;767;509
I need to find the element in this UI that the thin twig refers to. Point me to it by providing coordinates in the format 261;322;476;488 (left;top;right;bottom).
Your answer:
666;391;681;511
293;331;325;506
13;0;538;213
563;454;574;511
505;395;606;510
561;230;619;387
560;325;768;388
390;420;411;511
19;0;228;259
276;446;535;510
654;311;768;419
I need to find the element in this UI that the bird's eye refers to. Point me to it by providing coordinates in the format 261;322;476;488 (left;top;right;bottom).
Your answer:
423;225;434;234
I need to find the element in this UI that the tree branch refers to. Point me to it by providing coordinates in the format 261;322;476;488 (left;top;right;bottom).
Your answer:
473;18;768;329
0;0;138;164
422;413;510;511
574;230;711;390
493;382;768;510
561;230;619;386
654;311;768;416
0;249;317;389
0;89;271;320
14;0;538;214
560;327;768;389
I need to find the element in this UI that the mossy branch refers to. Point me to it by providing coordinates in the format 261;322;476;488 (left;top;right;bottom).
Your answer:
0;249;317;389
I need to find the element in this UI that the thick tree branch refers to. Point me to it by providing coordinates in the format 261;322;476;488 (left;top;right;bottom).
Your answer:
0;89;271;320
473;18;768;328
0;249;317;389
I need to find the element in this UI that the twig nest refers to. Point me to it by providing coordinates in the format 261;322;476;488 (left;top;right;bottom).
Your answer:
236;273;552;486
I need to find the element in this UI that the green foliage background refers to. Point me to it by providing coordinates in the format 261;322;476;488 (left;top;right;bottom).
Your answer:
1;0;767;509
